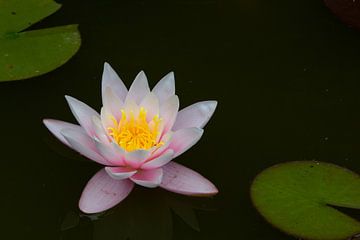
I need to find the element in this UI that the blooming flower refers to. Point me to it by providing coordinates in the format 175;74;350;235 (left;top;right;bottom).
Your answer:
43;63;218;213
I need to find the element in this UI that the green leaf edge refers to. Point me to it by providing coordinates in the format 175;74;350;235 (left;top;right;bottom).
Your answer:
250;161;360;240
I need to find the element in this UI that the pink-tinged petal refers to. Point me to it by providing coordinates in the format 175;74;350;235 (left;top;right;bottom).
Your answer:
92;116;109;144
102;62;128;101
125;150;151;169
141;149;174;170
139;92;160;121
160;95;179;135
152;72;175;103
130;168;163;188
172;101;217;131
125;71;150;105
61;129;110;165
102;87;124;120
95;141;125;166
43;119;83;147
168;127;204;158
65;95;100;137
105;166;137;180
160;162;218;196
79;168;134;213
152;131;173;157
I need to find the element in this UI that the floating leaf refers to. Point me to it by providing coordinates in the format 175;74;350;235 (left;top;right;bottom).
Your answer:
0;0;81;81
251;161;360;240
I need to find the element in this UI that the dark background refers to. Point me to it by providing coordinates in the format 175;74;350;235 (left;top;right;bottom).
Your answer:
1;0;360;239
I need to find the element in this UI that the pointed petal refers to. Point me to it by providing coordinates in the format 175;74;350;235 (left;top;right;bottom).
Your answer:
125;71;150;104
100;107;115;130
152;72;175;103
105;166;137;180
102;87;124;120
92;116;109;144
152;131;173;157
95;141;125;166
102;62;128;101
172;101;217;131
160;95;179;134
141;149;174;170
65;95;100;137
79;168;134;213
125;150;151;169
169;127;203;158
43;119;83;147
139;92;160;121
160;162;218;196
61;129;110;165
130;168;163;188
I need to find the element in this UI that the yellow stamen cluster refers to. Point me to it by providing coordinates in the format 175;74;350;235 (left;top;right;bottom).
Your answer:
108;107;163;152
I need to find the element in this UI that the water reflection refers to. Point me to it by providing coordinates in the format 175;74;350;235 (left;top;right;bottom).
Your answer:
61;187;216;240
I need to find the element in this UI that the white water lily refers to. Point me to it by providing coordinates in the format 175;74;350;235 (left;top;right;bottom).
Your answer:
44;63;218;213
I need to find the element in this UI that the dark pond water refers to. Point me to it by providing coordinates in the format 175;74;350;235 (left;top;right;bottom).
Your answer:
1;0;360;239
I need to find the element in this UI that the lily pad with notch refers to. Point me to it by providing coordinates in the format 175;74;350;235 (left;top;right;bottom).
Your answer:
251;161;360;240
0;0;81;81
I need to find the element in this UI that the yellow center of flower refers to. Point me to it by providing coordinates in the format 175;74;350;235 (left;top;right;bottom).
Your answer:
108;107;163;152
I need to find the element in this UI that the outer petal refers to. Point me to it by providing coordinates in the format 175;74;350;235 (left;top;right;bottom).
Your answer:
43;119;83;147
102;62;128;101
152;72;175;103
61;129;110;165
168;127;204;158
159;95;179;135
141;149;174;170
95;141;125;166
105;166;137;180
130;168;163;188
160;162;218;196
102;87;124;120
125;150;151;169
139;92;160;121
172;101;217;131
79;168;134;214
65;95;100;137
125;71;150;105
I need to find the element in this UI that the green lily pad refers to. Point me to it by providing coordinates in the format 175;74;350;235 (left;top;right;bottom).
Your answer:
251;161;360;240
0;0;81;81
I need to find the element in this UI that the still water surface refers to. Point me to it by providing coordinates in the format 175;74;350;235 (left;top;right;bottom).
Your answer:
1;0;360;239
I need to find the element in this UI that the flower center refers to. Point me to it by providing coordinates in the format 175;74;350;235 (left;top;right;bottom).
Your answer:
108;107;163;152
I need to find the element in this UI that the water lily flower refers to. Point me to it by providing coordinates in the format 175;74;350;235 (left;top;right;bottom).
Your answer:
43;63;218;213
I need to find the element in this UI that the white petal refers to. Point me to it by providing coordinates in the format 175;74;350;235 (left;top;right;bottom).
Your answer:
172;101;217;131
102;87;124;120
130;168;163;188
102;62;128;101
152;72;175;103
43;119;83;147
125;71;150;104
141;149;174;170
61;129;110;165
139;92;160;121
105;166;137;180
95;141;125;166
65;95;99;137
168;128;204;158
92;116;109;144
125;149;151;169
159;95;179;135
